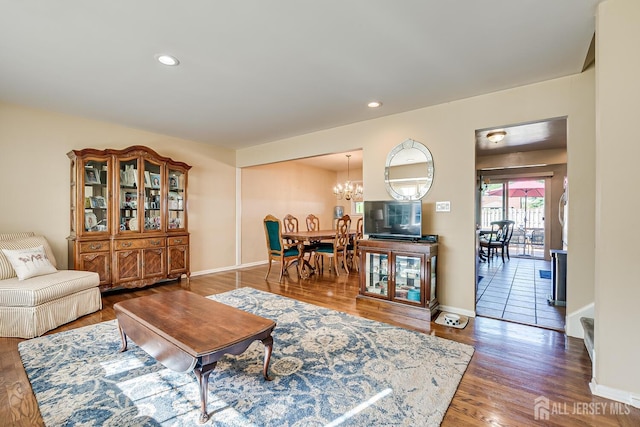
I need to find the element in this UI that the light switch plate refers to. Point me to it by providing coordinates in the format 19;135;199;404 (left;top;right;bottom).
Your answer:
436;201;451;212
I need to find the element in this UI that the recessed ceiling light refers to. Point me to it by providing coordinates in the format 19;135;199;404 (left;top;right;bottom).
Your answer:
156;54;180;66
367;101;382;108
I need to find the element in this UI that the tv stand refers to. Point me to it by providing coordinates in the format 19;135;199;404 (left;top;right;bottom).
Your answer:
356;238;438;325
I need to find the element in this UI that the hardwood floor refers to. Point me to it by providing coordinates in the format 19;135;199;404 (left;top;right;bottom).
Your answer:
2;265;639;426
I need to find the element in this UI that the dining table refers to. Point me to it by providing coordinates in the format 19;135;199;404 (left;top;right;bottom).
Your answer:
281;229;356;278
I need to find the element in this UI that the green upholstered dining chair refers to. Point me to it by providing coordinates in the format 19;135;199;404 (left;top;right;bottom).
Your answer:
263;214;300;282
316;214;351;276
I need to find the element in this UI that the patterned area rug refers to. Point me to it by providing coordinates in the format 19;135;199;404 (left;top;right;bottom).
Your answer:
19;287;474;426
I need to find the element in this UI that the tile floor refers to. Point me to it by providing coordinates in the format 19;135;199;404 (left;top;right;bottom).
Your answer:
476;255;566;331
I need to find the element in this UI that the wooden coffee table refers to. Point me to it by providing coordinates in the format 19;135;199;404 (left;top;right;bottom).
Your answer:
114;290;276;424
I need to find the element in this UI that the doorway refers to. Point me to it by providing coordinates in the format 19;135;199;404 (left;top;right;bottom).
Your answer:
475;117;567;331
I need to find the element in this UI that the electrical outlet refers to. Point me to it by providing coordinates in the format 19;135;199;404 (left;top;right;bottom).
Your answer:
436;201;451;212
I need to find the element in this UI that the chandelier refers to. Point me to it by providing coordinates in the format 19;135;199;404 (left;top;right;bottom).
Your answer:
333;154;363;201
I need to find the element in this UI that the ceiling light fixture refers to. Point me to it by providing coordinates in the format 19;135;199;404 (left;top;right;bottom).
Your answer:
486;130;507;143
156;54;180;66
367;101;382;108
333;154;363;201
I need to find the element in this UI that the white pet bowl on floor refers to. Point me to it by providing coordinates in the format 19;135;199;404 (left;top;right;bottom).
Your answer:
444;313;461;326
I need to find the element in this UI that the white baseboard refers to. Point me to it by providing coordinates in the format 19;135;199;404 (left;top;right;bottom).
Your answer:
438;305;476;318
565;302;594;339
590;379;640;409
238;260;270;269
191;261;268;277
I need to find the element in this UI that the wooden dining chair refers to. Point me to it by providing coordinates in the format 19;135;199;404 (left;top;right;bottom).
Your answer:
479;220;515;263
347;216;363;272
305;214;320;233
282;214;299;244
302;214;322;269
316;215;351;276
263;214;300;282
284;213;317;267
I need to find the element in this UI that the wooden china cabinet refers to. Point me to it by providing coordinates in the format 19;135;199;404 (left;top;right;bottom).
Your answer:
67;146;191;292
356;239;438;322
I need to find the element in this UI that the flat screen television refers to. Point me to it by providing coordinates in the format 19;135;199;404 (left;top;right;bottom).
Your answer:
363;200;422;240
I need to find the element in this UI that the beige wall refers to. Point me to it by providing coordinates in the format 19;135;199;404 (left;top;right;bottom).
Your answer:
241;162;339;263
594;0;640;401
238;71;596;320
0;102;237;273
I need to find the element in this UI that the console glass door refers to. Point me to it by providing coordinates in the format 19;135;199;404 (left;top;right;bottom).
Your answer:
393;254;422;303
364;252;389;297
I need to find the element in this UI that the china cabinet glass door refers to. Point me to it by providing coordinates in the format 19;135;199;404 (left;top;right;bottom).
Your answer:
118;157;140;232
143;160;163;231
364;251;389;296
83;159;109;234
393;254;422;303
167;168;186;230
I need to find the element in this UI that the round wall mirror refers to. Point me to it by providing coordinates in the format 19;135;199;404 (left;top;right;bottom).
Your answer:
384;139;434;200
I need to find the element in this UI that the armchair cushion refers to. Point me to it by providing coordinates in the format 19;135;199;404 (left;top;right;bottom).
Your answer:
0;269;99;307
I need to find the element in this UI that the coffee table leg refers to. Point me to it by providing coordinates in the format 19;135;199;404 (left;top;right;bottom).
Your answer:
262;335;274;381
117;324;128;352
194;362;217;424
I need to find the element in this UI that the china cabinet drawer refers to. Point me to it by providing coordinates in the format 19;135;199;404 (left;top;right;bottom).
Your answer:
79;240;110;253
168;236;189;246
114;238;165;251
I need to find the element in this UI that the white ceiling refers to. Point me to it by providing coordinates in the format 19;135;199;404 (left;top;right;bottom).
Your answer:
0;1;600;154
476;116;568;157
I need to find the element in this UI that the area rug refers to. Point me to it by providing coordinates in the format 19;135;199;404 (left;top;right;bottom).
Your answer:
539;270;552;279
19;287;474;426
